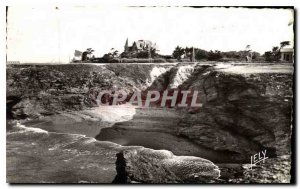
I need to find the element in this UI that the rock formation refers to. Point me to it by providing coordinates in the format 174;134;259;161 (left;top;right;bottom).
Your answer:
113;148;220;183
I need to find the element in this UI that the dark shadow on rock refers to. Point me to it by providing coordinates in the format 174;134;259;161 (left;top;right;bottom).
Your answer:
112;152;130;184
6;96;23;119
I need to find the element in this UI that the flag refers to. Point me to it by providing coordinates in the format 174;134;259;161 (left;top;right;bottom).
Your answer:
74;50;82;57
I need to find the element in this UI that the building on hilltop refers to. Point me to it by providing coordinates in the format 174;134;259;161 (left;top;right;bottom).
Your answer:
124;38;158;53
122;38;159;59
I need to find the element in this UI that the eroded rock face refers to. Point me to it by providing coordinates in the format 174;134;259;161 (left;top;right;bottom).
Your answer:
6;64;173;119
97;64;293;162
113;148;220;183
176;65;293;161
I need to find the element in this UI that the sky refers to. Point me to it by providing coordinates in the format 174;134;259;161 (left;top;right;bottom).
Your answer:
6;6;294;63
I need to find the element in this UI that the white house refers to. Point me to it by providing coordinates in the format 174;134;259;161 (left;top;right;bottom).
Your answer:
280;45;294;62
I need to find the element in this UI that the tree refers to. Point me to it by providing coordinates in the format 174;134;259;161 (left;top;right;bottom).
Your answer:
263;46;280;62
184;47;195;61
245;45;251;50
280;41;290;49
244;45;253;62
264;51;273;62
110;50;119;58
272;46;279;52
99;49;120;63
120;51;130;58
82;52;88;61
195;49;208;60
272;46;281;61
251;52;260;60
86;48;94;54
184;47;193;57
150;47;157;58
137;51;149;58
82;48;95;61
207;50;222;61
172;46;185;60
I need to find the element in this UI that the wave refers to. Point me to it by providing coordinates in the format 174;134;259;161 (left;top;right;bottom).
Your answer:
7;121;122;152
147;66;170;86
169;65;195;88
9;122;49;134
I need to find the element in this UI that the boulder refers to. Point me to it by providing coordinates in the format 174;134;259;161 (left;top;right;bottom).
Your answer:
113;148;220;183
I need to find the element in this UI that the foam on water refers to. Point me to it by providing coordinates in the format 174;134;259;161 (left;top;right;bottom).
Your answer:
10;122;49;134
170;65;195;88
89;103;137;122
147;66;170;86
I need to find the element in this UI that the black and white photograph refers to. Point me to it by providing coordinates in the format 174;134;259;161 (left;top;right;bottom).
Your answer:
5;5;295;184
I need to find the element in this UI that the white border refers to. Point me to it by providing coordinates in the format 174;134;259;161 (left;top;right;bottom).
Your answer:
1;0;298;188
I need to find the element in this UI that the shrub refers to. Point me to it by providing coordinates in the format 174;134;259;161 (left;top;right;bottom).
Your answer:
207;51;223;61
137;51;150;58
153;58;167;63
220;57;239;62
166;59;178;63
120;58;151;63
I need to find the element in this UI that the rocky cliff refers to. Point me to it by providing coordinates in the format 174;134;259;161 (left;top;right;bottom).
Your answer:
98;63;293;162
7;64;168;118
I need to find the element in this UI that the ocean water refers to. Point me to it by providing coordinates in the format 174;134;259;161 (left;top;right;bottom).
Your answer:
7;122;120;183
6;105;138;183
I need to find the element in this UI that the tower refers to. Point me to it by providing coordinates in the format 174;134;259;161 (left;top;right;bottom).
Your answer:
124;38;129;52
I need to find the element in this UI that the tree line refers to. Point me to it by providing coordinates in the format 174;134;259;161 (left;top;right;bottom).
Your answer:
77;41;291;63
